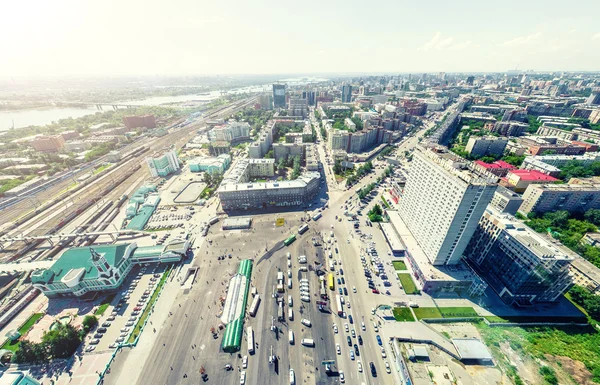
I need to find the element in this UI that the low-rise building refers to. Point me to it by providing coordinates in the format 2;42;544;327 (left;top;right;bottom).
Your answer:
64;140;92;152
465;207;574;306
145;150;180;177
189;154;232;174
519;180;600;215
517;136;586;156
208;121;251;144
209;141;231;156
503;169;560;192
473;160;515;177
123;114;156;130
465;136;508;158
569;256;600;294
30;135;65;153
520;158;561;177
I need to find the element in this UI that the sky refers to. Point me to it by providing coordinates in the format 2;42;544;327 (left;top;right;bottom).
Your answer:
1;0;599;77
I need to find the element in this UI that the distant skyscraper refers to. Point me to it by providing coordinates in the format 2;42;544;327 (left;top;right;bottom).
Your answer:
341;85;353;103
398;145;498;265
466;76;475;85
273;84;287;108
306;90;316;106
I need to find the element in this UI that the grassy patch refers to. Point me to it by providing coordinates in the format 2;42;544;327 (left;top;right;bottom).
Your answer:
381;196;391;209
438;307;478;318
413;307;442;319
94;294;116;316
478;323;600;383
128;268;171;343
398;273;419;294
93;164;111;175
393;307;415;322
484;316;510;323
392;261;407;270
0;313;44;352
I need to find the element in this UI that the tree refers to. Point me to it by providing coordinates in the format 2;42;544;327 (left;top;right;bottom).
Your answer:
291;156;301;180
277;157;287;170
545;210;570;228
42;323;82;359
368;204;384;222
82;315;98;332
585;209;600;226
333;160;342;175
264;150;274;159
12;340;47;363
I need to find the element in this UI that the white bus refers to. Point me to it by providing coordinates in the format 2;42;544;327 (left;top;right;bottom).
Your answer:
335;295;344;317
209;216;219;225
312;212;322;221
298;224;309;235
249;295;261;317
247;326;254;354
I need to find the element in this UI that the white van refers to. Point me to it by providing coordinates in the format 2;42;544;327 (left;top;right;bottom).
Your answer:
289;330;294;344
288;308;293;321
373;322;378;332
301;338;315;347
288;280;292;289
329;262;335;271
287;269;292;278
299;266;308;272
301;318;311;327
300;296;310;303
289;368;295;385
288;295;293;307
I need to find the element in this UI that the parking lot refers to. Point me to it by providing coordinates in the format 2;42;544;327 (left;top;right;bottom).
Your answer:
83;264;166;353
145;206;197;231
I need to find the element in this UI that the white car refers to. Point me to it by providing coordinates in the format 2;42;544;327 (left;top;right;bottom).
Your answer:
301;319;311;327
357;361;363;372
361;322;366;331
240;371;246;385
385;361;391;373
289;368;295;385
353;286;357;293
85;346;95;352
333;324;338;333
336;344;341;355
242;355;248;369
339;371;345;383
344;323;349;332
381;347;387;358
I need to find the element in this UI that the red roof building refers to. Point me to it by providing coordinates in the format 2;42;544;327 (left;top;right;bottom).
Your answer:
473;160;516;177
505;169;560;192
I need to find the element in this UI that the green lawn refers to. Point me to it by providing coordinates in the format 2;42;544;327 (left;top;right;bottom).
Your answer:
438;307;478;318
398;273;419;294
393;307;415;322
0;313;44;352
413;307;442;319
94;294;116;316
392;261;407;270
128;268;171;343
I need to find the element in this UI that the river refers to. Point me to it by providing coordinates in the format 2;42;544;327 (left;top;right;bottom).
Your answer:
0;84;277;131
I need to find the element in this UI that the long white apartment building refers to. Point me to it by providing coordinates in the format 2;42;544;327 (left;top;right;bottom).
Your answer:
398;145;498;265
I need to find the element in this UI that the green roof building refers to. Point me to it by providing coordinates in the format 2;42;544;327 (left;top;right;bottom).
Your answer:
32;240;189;298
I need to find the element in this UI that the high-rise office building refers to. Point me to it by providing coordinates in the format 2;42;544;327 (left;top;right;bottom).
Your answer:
586;89;600;106
398;145;498;265
465;207;573;306
273;84;287;108
341;85;353;103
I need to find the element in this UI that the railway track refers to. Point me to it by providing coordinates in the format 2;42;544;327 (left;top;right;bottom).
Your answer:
0;96;256;263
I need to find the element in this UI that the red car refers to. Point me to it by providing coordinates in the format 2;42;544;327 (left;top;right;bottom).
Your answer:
134;306;142;311
372;289;380;294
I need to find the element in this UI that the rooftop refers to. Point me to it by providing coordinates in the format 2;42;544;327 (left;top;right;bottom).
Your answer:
474;160;515;170
508;169;560;182
452;338;493;361
31;244;132;285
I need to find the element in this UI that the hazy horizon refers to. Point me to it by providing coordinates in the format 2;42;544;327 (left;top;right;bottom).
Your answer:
1;0;599;77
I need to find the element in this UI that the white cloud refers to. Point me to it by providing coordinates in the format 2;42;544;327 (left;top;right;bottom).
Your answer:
502;32;542;47
421;32;454;51
593;32;600;40
449;40;472;50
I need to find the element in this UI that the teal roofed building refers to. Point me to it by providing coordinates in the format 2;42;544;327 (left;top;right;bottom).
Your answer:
189;154;231;174
0;372;41;385
31;239;189;298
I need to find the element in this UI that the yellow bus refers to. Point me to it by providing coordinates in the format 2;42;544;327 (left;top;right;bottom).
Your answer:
327;273;335;290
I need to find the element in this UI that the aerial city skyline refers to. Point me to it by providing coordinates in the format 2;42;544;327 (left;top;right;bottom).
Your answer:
1;1;600;385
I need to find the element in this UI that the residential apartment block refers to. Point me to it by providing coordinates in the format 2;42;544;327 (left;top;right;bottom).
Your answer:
473;160;515;177
188;154;232;174
30;135;65;153
465;136;508;158
503;169;559;192
208;121;251;144
465;207;573;306
518;179;600;215
489;185;524;215
398;145;498;266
